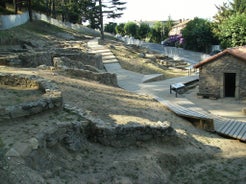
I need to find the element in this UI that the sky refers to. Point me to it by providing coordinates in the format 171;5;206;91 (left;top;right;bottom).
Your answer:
107;0;231;23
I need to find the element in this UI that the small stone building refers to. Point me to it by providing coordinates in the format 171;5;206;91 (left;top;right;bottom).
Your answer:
194;46;246;99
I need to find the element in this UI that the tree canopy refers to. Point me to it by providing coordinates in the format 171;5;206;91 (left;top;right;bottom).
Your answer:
31;0;126;39
182;18;215;52
216;13;246;48
213;0;246;48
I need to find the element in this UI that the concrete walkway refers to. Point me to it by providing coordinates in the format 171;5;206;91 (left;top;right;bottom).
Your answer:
87;38;246;142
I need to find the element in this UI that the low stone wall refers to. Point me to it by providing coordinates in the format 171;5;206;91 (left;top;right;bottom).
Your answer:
5;104;176;158
0;52;54;67
87;121;175;147
64;68;118;87
54;49;104;70
53;56;117;86
64;104;176;147
1;49;103;69
0;73;63;121
0;11;29;30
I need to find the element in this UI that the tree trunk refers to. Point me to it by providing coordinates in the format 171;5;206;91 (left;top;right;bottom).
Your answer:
0;0;6;8
51;0;56;18
28;0;32;21
99;0;104;40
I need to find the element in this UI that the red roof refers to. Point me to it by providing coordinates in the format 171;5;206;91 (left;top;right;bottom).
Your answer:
194;46;246;68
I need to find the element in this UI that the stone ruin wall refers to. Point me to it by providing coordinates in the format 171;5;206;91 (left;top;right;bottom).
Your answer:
1;49;103;69
53;56;118;87
0;73;63;121
0;49;118;86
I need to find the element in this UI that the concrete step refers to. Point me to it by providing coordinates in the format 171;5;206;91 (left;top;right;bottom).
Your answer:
102;55;116;60
103;59;119;64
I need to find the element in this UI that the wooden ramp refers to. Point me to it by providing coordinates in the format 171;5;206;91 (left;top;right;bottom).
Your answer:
156;97;246;142
160;100;214;132
217;119;246;141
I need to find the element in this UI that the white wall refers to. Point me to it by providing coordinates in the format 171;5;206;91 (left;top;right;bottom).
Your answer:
0;12;29;30
33;12;100;37
162;46;210;65
117;35;210;65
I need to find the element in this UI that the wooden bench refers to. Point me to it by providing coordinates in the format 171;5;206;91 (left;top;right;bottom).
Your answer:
170;78;199;97
170;82;185;97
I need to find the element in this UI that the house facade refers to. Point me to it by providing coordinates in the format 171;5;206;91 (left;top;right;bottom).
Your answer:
194;46;246;99
168;19;191;36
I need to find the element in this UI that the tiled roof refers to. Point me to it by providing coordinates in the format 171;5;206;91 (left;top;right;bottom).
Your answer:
194;46;246;68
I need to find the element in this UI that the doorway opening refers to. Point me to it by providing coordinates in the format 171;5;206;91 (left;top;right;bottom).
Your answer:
224;73;236;97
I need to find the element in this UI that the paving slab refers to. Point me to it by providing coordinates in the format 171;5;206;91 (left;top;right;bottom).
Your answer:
142;74;163;83
104;63;122;72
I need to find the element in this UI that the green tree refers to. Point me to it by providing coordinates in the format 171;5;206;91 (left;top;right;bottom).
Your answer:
0;0;6;8
115;23;125;35
163;16;173;38
182;17;214;52
104;22;117;34
148;21;165;43
138;23;150;40
217;13;246;48
98;0;126;40
32;0;126;39
124;22;139;38
213;0;246;48
230;0;246;14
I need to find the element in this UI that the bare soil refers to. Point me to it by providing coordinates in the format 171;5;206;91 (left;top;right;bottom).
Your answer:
0;85;41;106
0;21;246;184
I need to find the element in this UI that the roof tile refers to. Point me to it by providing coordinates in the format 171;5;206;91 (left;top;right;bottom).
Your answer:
194;46;246;68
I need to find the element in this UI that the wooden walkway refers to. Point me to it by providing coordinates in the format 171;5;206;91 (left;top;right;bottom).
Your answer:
217;119;246;141
159;99;214;132
156;96;246;142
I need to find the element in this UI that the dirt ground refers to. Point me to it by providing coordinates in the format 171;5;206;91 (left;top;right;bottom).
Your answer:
185;86;246;122
0;21;246;184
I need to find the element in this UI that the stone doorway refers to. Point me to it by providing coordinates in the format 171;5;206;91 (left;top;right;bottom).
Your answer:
224;73;236;97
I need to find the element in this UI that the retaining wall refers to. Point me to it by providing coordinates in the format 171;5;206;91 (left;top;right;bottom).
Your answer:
33;12;100;37
117;35;210;65
0;11;29;30
162;46;210;65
